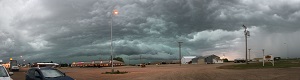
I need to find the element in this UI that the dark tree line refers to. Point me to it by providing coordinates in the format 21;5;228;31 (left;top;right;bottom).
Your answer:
113;57;124;62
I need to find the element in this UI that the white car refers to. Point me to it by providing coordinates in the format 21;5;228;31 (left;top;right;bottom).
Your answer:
0;64;13;80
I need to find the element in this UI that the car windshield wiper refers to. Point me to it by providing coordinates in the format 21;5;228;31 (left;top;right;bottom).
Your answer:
45;77;51;78
45;75;65;78
46;76;63;78
55;76;65;77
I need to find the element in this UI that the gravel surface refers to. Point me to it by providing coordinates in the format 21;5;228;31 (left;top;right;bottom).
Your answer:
11;63;300;80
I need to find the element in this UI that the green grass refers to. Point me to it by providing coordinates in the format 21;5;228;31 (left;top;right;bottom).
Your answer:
218;60;300;69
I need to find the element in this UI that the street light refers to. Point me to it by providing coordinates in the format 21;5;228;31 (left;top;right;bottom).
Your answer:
178;42;183;66
284;43;288;59
110;9;118;72
20;56;24;65
113;10;119;15
243;25;250;64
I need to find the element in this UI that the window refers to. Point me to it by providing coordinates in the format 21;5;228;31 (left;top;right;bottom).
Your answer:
28;69;35;75
41;69;64;78
34;71;40;77
0;67;8;77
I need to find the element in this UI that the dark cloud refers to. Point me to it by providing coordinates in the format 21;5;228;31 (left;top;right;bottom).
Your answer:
0;0;300;63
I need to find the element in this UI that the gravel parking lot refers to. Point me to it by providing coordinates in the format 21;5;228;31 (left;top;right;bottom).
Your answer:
11;63;300;80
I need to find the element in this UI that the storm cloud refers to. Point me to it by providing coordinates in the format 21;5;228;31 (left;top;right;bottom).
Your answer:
1;0;300;63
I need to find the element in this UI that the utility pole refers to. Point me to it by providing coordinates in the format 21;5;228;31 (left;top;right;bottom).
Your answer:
284;43;289;59
248;49;251;61
178;42;183;66
245;33;248;64
243;25;250;64
140;55;142;65
262;49;265;66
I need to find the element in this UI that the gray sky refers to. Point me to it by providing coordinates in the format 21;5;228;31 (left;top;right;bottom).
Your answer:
1;0;300;63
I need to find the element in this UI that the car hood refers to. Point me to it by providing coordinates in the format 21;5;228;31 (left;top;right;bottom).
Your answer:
46;76;74;80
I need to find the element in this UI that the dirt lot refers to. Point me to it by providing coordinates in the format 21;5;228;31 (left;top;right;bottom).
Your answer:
11;63;300;80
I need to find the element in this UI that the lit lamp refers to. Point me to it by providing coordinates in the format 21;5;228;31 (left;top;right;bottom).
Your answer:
113;9;119;15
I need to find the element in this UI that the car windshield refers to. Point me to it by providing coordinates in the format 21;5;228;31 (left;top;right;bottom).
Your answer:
0;67;8;77
40;69;64;78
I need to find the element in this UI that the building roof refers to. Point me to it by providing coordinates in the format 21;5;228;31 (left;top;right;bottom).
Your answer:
36;63;59;65
72;60;124;64
93;60;124;64
182;56;196;58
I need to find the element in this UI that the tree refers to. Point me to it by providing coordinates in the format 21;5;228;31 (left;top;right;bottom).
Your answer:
113;57;124;62
222;58;229;62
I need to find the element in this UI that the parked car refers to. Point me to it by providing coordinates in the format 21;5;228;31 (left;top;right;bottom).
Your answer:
26;67;74;80
234;59;246;63
0;64;13;80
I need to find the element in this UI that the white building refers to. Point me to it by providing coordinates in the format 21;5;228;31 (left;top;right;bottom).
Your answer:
192;55;224;64
181;56;196;64
204;55;223;64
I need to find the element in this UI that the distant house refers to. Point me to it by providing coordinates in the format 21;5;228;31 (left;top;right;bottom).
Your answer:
191;56;206;64
71;60;124;67
204;55;223;64
192;55;223;64
253;58;263;62
181;56;196;64
32;62;60;68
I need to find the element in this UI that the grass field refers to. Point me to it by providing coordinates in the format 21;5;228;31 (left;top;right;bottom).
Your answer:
218;59;300;69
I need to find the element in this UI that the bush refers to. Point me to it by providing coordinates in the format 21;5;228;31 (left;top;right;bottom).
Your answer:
103;70;128;74
222;58;229;62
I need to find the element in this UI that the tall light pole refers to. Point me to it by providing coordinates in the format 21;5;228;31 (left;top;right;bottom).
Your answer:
243;25;250;64
20;56;23;65
110;9;118;72
178;42;183;66
284;43;288;59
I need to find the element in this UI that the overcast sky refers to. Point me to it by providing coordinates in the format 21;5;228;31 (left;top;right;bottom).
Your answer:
1;0;300;63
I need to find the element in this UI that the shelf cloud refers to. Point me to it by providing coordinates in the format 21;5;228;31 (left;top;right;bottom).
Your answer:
1;0;300;63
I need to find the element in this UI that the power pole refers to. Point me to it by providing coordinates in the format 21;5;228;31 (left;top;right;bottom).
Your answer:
284;43;289;59
248;49;251;61
243;25;250;64
178;42;183;66
245;33;248;64
262;49;265;66
140;55;142;65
